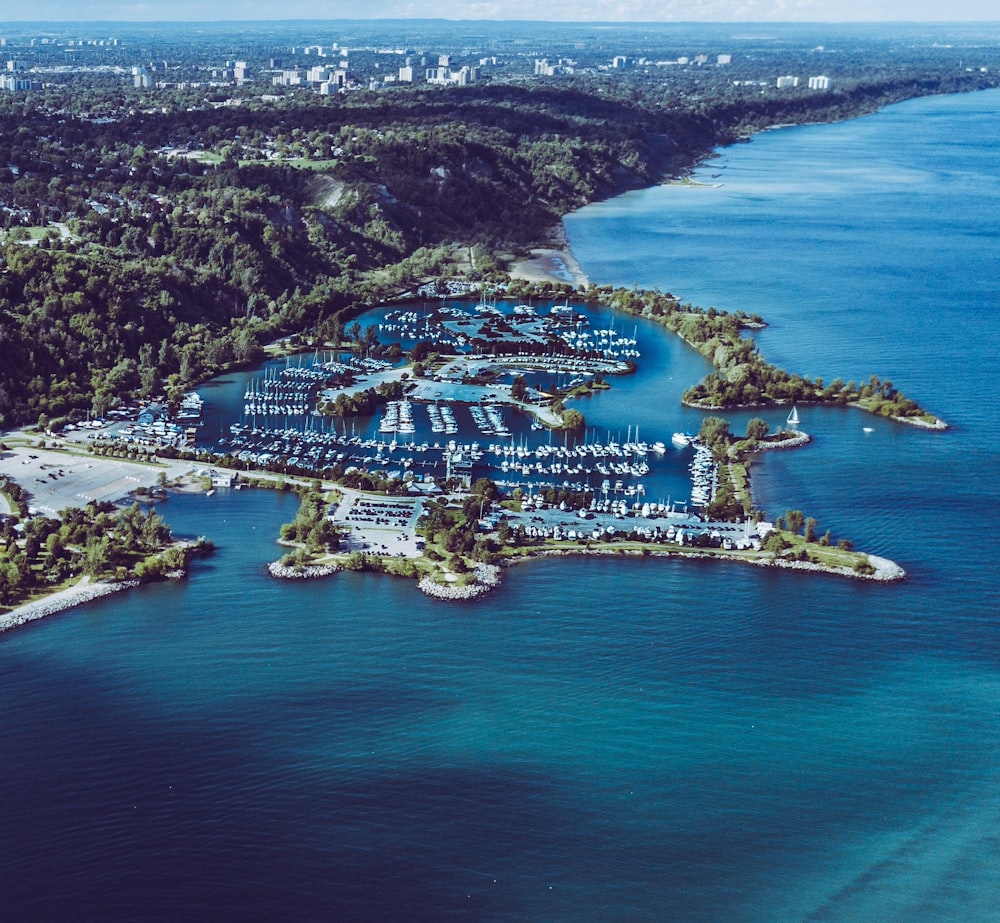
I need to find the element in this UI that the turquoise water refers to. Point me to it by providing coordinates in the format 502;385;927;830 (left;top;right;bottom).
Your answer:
3;90;1000;921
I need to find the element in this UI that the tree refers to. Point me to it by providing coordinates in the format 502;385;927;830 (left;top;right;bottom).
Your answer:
510;375;529;402
410;340;433;362
804;517;818;543
360;325;380;357
698;416;731;457
0;562;23;604
746;417;769;441
470;477;500;502
785;509;805;535
763;531;788;553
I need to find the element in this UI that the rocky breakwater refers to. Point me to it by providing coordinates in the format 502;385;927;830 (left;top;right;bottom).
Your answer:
759;552;906;582
755;430;811;450
268;561;340;579
0;578;140;634
419;563;502;600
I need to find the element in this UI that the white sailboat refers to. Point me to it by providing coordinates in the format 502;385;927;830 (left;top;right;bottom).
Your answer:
786;406;800;429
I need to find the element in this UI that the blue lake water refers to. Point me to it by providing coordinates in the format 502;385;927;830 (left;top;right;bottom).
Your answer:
3;90;1000;921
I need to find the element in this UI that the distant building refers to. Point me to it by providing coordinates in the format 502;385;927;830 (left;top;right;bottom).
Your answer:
776;75;800;89
717;54;732;65
535;58;572;76
138;404;167;426
808;75;832;90
0;75;40;91
319;72;347;94
426;65;478;86
399;65;415;82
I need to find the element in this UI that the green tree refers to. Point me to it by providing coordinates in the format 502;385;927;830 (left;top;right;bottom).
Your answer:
698;416;732;457
785;509;805;535
763;531;789;553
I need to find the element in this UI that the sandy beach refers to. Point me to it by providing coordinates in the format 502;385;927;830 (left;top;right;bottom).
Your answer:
507;223;590;288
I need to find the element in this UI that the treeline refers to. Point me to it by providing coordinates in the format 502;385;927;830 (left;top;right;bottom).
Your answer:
597;286;939;424
278;488;341;559
0;500;207;608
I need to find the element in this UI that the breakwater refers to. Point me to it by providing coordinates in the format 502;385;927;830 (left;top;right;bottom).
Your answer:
0;579;140;634
268;561;340;579
418;563;502;599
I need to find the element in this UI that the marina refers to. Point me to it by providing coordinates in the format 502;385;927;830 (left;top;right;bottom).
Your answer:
206;420;715;510
84;296;718;511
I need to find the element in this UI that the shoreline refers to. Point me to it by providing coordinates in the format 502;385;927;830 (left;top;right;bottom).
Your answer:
503;544;905;583
260;537;906;606
0;577;139;634
682;396;947;431
507;224;591;288
0;532;206;635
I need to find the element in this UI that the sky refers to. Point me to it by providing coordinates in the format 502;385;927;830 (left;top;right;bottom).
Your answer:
0;0;995;23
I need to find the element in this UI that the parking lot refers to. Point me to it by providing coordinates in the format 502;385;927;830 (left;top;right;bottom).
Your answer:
0;438;194;517
328;489;426;557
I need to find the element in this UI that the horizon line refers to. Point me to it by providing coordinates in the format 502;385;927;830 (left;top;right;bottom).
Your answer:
1;18;999;26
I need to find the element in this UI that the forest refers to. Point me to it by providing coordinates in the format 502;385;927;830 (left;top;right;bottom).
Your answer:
0;32;996;429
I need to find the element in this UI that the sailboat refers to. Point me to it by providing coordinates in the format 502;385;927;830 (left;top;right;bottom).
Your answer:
786;406;800;429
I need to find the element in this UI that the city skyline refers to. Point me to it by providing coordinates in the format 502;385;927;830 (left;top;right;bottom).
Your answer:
0;1;996;25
